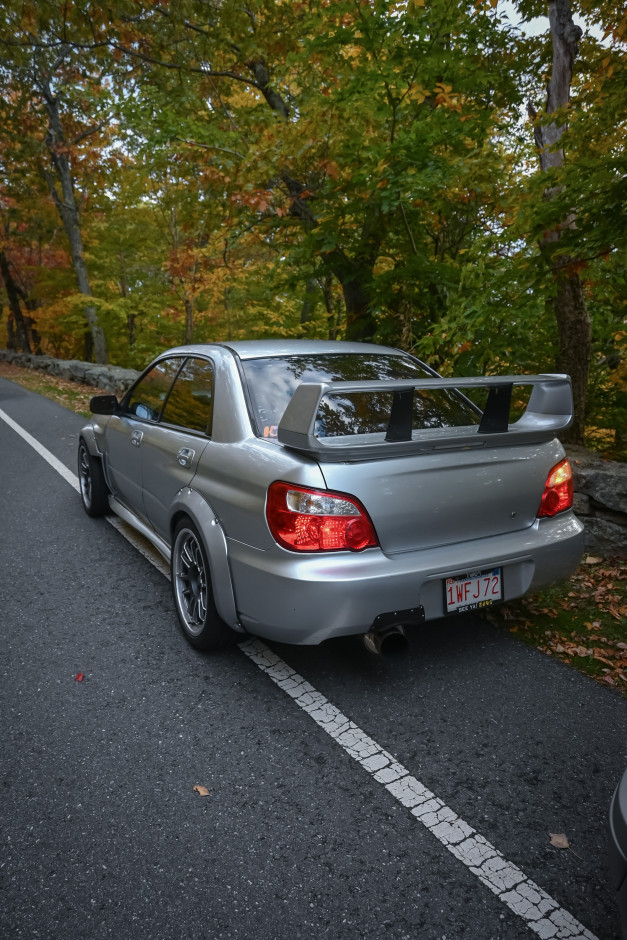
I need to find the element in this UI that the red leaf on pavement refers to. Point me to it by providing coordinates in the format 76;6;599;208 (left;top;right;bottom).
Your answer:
75;673;84;682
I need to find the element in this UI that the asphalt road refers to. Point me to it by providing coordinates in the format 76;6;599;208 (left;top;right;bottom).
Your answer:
1;375;625;940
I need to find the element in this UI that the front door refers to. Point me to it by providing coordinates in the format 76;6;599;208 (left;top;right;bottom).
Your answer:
139;357;215;541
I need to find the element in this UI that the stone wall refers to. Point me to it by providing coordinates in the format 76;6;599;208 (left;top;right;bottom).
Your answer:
1;349;625;557
567;446;627;558
0;349;140;395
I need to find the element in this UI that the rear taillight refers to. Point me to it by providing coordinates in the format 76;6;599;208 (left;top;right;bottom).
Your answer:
266;482;379;552
537;458;574;518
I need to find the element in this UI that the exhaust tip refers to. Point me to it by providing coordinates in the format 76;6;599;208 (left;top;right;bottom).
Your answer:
363;623;408;656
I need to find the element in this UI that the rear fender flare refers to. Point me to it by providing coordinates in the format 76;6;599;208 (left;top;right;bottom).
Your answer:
170;487;244;634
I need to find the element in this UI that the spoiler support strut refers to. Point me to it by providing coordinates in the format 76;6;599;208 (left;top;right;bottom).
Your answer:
385;388;415;443
478;384;513;434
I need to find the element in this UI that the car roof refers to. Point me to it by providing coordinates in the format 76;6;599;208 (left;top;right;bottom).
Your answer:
161;340;407;361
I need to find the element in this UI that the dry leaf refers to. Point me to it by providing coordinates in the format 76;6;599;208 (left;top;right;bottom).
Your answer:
193;785;210;797
550;832;582;858
549;833;570;849
584;556;602;565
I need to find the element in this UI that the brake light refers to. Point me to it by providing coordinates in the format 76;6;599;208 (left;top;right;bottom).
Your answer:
537;458;573;518
266;482;379;552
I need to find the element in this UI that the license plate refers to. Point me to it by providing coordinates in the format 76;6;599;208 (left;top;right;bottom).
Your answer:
445;568;502;613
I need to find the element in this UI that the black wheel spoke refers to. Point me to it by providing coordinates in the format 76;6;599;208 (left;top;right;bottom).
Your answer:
174;530;208;635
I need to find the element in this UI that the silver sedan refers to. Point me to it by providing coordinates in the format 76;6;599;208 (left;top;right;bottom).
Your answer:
78;340;584;652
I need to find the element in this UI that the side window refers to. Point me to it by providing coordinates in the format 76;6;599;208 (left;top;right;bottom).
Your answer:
126;358;183;422
160;357;214;434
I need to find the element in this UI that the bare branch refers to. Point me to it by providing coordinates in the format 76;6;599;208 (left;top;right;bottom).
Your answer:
73;119;109;146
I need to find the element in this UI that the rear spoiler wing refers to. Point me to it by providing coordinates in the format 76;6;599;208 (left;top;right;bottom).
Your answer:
276;374;573;460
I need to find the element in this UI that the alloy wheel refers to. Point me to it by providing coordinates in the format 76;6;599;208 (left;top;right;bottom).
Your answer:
173;529;208;637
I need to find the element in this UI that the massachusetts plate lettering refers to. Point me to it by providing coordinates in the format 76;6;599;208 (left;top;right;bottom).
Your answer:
445;568;502;614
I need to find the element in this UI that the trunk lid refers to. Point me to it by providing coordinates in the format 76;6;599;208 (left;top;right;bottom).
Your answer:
318;439;563;554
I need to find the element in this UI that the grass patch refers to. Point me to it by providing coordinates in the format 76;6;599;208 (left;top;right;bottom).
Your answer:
487;556;627;695
0;361;94;417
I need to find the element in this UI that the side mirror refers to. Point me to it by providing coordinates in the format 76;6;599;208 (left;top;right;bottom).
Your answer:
90;394;119;415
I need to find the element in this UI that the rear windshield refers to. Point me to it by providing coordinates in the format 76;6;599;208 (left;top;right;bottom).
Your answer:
241;353;479;439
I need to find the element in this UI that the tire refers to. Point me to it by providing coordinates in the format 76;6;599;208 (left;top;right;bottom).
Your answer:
171;518;236;651
78;440;109;517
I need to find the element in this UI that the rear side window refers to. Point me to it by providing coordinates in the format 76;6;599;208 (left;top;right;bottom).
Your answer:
160;358;214;434
241;353;478;438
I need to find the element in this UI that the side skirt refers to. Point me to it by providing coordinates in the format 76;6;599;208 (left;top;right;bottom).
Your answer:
108;495;171;563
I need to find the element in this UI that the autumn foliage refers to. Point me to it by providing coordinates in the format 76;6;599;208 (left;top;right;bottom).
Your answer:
0;0;625;451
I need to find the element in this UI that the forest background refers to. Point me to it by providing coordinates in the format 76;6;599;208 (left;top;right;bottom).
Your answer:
0;0;625;454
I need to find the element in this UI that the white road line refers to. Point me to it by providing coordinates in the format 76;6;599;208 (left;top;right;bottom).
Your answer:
0;406;80;493
0;406;599;940
239;639;597;940
0;407;171;576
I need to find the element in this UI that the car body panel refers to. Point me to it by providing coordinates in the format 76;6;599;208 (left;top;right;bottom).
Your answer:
140;423;210;541
80;340;584;646
102;414;147;519
226;512;583;644
317;439;565;554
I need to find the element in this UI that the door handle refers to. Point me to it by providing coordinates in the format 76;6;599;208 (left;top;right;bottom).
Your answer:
177;447;195;467
131;430;143;447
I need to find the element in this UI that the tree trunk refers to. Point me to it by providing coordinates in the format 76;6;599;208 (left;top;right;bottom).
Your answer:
327;203;385;342
7;310;16;349
38;71;108;364
184;295;194;344
553;268;590;444
0;250;32;353
300;277;318;331
530;0;590;444
321;274;344;340
118;256;136;349
341;275;376;342
248;64;382;343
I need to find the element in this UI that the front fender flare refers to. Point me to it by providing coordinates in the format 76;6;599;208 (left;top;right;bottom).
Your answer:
170;487;244;634
79;424;101;457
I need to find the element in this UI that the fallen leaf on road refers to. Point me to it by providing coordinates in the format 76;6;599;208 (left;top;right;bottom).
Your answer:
549;833;570;849
550;832;582;858
75;673;84;682
584;556;602;565
193;785;210;797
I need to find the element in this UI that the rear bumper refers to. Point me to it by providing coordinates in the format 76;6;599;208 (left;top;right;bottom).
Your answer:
228;512;584;644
